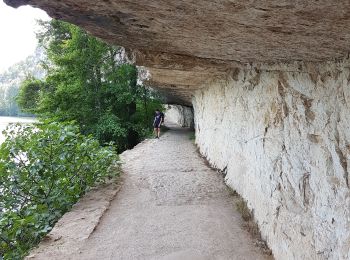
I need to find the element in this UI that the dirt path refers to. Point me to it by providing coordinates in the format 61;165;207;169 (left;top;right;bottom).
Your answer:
28;124;271;260
64;124;269;260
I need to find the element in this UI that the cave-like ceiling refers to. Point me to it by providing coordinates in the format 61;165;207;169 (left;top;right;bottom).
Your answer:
5;0;350;105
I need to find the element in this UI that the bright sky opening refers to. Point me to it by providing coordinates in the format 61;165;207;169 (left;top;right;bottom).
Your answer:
0;1;50;73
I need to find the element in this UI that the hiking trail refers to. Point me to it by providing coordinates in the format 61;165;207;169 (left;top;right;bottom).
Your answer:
28;123;272;260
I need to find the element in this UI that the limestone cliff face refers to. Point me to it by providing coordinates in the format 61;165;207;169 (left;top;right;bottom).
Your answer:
193;62;350;260
4;1;350;259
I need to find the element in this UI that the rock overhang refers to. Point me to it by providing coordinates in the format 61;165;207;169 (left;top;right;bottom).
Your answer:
5;0;350;105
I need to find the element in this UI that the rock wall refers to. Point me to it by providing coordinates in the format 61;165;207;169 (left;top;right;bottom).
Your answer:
5;1;350;258
165;104;194;128
193;62;350;260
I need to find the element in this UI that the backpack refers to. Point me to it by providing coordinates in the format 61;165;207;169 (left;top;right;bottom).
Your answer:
160;112;165;123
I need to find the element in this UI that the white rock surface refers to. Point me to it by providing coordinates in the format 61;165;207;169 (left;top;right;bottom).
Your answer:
193;62;350;260
165;104;194;128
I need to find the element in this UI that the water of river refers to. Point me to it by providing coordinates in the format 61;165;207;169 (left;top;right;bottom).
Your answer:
0;116;37;143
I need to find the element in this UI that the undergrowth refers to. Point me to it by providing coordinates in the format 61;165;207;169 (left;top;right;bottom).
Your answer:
189;131;195;141
0;121;118;259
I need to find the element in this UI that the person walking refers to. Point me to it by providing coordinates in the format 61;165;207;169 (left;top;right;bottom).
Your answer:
153;109;162;138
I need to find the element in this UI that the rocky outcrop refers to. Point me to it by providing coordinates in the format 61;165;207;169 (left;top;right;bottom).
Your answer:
5;0;350;104
4;1;350;259
165;104;194;128
193;62;350;260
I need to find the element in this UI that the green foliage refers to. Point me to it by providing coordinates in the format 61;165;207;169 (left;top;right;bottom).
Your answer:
0;121;117;259
94;113;127;145
18;19;163;151
16;78;46;113
189;131;196;141
0;18;165;259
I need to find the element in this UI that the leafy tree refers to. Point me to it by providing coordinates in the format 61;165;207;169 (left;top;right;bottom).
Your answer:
17;19;162;151
16;77;46;113
0;19;165;259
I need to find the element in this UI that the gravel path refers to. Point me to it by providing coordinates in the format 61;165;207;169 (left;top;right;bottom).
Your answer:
70;124;271;260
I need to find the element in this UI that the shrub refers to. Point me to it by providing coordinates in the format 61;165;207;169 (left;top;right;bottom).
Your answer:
0;121;117;259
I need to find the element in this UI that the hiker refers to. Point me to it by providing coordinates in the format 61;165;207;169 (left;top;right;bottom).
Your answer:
153;109;163;138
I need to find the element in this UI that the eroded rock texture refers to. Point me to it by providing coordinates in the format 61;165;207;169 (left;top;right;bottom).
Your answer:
4;1;350;259
193;62;350;260
5;0;350;104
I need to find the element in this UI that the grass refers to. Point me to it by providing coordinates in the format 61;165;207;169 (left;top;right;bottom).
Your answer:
235;197;253;221
189;131;195;141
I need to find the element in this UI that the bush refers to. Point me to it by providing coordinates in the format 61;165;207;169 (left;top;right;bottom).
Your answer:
94;113;127;147
0;121;117;259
